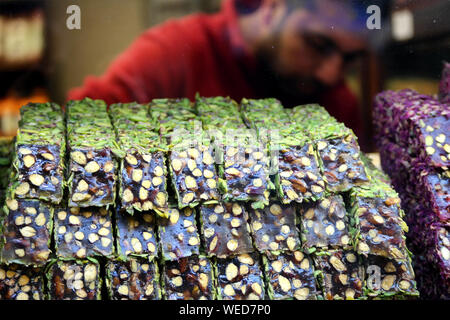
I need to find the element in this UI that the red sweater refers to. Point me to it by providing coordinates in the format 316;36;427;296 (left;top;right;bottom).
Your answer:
68;0;363;141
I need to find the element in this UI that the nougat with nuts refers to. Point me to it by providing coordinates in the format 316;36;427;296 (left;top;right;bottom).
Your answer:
0;264;45;300
106;257;161;300
109;103;169;216
199;202;253;258
349;181;409;260
115;209;158;259
363;255;418;299
169;140;220;208
249;202;300;255
221;142;271;209
291;105;369;192
216;253;265;300
241;100;326;204
1;199;53;266
11;103;65;203
158;207;201;261
275;141;325;204
150;98;220;208
67;98;118;207
54;206;114;259
314;250;364;300
162;255;215;300
47;259;102;300
263;251;318;300
299;195;351;250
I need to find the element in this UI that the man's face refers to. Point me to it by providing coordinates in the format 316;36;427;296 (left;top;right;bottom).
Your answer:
254;6;368;98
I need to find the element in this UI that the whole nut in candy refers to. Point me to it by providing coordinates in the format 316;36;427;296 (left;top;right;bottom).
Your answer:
278;275;291;292
252;282;262;295
123;189;134;202
209;236;218;251
142;154;152;163
76;248;86;258
223;284;235;296
15;182;30;196
155;192;166;207
171;276;183;287
226;263;238;281
141;179;151;189
41;152;55;161
126;154;138;165
232;204;242;216
154;166;163;176
88;233;99;243
77;180;89;192
199;273;209;291
72;193;90;202
69;215;81;225
187;159;197;171
29;173;45;187
182;193;194;204
329;256;347;272
139;187;148;200
171;159;182;171
381;275;396;290
118;285;129;296
185;176;197;189
271;260;282;273
294;288;309;300
104;161;114;173
269;204;282;216
35;213;46;226
188;237;199;246
192;168;202;177
23;155;36;168
188;148;199;159
15;249;26;257
101;237;111;247
206;179;216;189
132;169;143;182
131;238;143;252
19;147;32;155
84;264;97;282
85;161;100;173
72;151;87;165
240;264;249;275
6;199;18;211
169;210;179;224
19;226;36;238
237;254;254;265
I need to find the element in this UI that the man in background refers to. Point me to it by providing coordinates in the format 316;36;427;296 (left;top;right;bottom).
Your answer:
68;0;389;146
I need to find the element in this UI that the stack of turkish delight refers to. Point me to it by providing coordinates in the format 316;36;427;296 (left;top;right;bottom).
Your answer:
0;96;421;300
374;80;449;299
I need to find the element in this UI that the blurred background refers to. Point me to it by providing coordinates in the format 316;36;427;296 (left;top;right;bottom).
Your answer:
0;0;449;152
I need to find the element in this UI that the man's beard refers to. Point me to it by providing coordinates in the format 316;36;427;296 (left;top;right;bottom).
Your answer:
251;41;329;108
